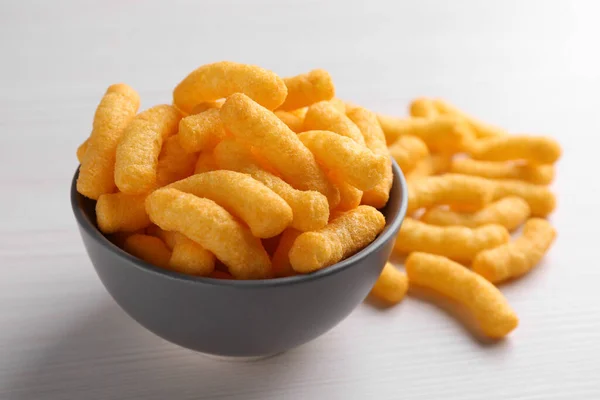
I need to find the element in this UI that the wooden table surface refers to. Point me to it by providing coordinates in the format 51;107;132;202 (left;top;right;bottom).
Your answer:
1;1;599;399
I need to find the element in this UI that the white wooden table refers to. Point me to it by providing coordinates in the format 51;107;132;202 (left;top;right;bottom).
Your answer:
2;1;599;399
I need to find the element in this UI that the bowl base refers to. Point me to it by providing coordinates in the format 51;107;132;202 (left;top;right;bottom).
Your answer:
199;351;284;362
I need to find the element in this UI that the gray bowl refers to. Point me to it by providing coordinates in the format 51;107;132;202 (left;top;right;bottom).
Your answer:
71;161;407;358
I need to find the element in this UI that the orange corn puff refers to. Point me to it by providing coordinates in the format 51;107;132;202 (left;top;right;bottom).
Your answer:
77;83;140;199
303;101;365;145
491;179;556;217
330;171;363;211
168;171;293;238
169;236;216;276
275;110;305;133
290;107;308;118
395;218;510;262
469;135;562;164
377;114;473;152
473;218;556;283
271;228;301;277
108;230;144;248
433;99;507;138
173;61;287;114
190;100;224;115
450;158;555;185
123;234;172;269
409;98;439;118
298;130;388;191
347;106;393;208
115;105;182;194
278;69;335;111
406;252;518;339
421;196;531;232
177;108;226;153
328;97;346;113
76;138;89;163
262;234;282;257
146;225;180;250
405;154;452;182
220;93;339;207
407;174;494;213
213;139;329;232
388;136;430;173
289;205;386;273
96;192;151;234
194;152;218;174
155;135;198;187
369;262;409;305
146;188;271;279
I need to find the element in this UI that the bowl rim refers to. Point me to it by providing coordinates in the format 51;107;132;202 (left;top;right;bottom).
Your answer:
71;160;407;288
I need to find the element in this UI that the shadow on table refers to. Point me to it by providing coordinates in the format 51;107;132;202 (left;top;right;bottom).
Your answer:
8;299;316;400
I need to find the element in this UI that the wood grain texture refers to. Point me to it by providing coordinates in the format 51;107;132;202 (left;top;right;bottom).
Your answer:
1;0;600;399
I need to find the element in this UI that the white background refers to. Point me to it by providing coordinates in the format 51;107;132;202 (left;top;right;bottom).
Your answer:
1;1;599;399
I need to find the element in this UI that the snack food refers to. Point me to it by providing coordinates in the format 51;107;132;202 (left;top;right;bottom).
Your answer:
304;101;365;145
421;196;531;232
290;107;308;118
123;234;171;269
75;64;559;342
271;228;301;277
405;154;452;181
394;218;510;262
472;218;556;283
213;138;329;232
177;108;226;153
409;98;438;118
77;84;140;199
346;107;393;208
76;139;89;163
450;158;555;185
146;188;271;279
278;69;335;111
169;236;216;276
155;135;198;187
432;99;507;138
190;100;224;115
388;135;429;173
369;262;408;305
167;171;293;238
114;105;182;194
96;192;150;233
262;235;282;257
330;171;363;211
490;179;556;217
173;61;287;114
275;110;305;133
289;205;385;273
194;152;218;174
406;252;519;338
328;97;347;113
376;115;473;152
469;135;562;164
146;225;180;250
220;93;340;207
298;130;388;191
407;174;494;213
109;230;144;248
